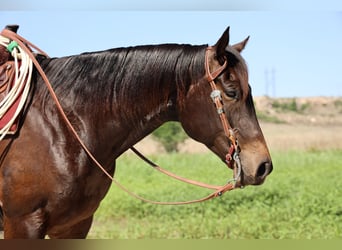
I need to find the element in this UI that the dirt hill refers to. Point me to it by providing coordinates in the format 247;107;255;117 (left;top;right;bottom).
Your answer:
132;96;342;154
253;96;342;151
254;96;342;126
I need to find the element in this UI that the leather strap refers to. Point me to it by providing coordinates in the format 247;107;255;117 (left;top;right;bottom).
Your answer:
205;47;238;169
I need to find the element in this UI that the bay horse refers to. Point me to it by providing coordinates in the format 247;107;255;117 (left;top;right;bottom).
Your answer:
0;26;272;238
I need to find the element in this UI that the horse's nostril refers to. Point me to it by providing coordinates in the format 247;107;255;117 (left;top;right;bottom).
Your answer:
257;163;266;177
257;161;273;178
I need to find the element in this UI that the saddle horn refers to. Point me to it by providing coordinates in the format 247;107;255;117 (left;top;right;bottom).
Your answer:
5;24;19;33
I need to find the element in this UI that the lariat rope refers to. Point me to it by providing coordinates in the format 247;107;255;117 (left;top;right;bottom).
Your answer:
0;28;239;205
0;35;32;140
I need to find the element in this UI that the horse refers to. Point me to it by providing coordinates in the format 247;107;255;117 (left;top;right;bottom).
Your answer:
0;26;272;238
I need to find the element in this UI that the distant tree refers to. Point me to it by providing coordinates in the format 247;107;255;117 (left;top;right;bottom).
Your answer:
152;122;187;152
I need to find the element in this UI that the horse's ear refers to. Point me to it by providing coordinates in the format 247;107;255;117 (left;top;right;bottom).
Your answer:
214;26;230;60
232;36;250;52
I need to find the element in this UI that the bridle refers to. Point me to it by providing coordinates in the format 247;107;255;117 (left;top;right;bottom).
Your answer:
205;46;241;171
205;46;243;185
0;27;243;205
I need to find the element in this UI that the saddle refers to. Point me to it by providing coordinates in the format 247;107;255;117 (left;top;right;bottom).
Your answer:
0;25;24;135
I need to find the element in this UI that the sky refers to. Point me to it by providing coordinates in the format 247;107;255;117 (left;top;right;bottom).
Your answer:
1;1;342;97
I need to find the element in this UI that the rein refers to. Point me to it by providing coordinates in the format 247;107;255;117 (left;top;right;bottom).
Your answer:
0;27;241;205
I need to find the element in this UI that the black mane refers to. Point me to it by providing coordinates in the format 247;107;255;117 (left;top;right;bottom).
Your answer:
36;44;207;116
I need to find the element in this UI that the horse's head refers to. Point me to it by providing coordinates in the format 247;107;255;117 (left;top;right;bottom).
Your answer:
178;27;272;187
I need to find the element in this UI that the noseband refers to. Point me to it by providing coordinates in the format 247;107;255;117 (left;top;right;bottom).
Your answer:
205;47;242;178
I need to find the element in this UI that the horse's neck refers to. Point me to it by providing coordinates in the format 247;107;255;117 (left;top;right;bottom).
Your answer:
109;46;202;133
113;77;179;152
37;46;204;155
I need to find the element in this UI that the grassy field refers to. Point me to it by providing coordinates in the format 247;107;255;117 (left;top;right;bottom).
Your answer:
88;149;342;239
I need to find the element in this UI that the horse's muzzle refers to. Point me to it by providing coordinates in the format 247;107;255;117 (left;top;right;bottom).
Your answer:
237;159;273;186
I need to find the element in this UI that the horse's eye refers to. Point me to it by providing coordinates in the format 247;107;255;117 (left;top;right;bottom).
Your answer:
225;90;237;99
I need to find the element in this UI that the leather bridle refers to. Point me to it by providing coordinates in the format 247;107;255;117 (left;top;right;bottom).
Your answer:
205;46;241;170
0;27;242;205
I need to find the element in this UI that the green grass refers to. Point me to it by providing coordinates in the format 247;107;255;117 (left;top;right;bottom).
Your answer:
89;150;342;239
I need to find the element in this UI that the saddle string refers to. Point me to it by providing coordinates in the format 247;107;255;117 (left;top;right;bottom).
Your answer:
0;28;238;205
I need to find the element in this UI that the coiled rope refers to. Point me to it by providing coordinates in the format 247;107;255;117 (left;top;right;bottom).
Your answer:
0;35;32;140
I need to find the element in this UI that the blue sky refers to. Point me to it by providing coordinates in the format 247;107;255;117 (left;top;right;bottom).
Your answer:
1;1;342;97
